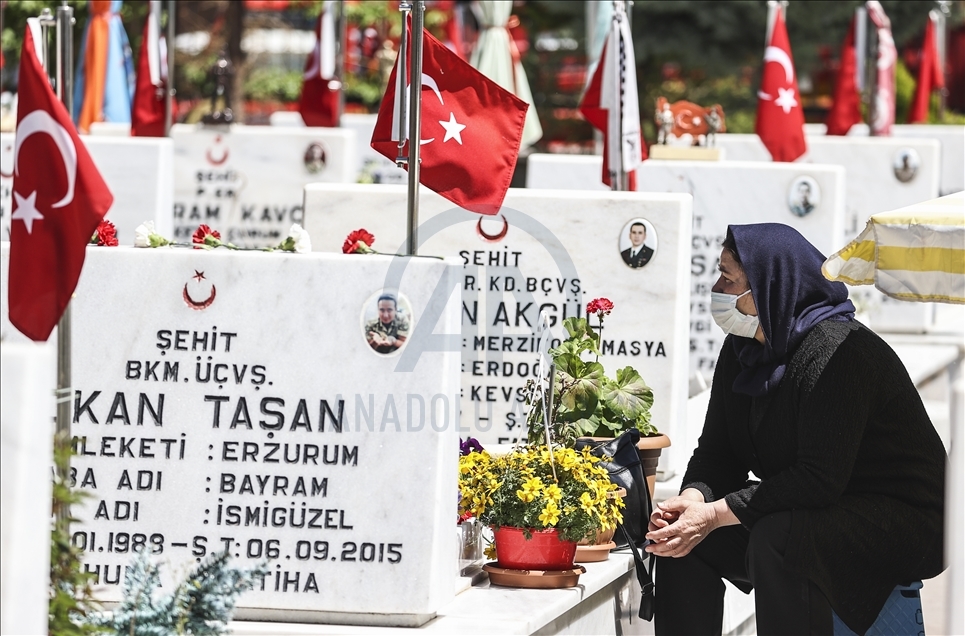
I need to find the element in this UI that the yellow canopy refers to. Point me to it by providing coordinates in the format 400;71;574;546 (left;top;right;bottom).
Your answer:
822;191;965;304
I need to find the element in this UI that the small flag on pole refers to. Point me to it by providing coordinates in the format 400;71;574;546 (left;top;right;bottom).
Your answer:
371;28;528;215
755;8;806;162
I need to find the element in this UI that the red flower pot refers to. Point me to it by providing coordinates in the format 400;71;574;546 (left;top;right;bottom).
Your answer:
492;526;577;571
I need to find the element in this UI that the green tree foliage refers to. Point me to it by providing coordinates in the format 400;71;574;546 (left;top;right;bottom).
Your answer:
49;432;103;636
85;551;268;635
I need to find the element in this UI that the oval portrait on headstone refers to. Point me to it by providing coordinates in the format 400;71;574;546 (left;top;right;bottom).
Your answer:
304;142;327;174
618;218;658;269
788;176;820;218
361;290;412;356
893;148;920;183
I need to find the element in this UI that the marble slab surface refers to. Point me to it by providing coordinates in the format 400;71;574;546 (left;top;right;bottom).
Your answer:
0;343;55;636
525;155;846;381
804;123;964;196
0;244;462;624
1;133;174;243
301;185;692;477
170;124;357;249
268;111;408;187
711;134;940;237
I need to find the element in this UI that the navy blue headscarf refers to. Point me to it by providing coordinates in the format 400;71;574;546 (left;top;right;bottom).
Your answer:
728;223;855;396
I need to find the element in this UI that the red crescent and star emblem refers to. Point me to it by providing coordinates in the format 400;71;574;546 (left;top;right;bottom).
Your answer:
476;214;509;242
183;269;216;310
205;134;230;166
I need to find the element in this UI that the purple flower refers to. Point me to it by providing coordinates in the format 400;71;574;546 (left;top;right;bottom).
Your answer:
460;437;484;456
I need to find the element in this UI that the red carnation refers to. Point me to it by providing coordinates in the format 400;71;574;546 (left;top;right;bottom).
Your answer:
192;224;222;249
342;228;376;254
586;297;614;318
90;220;119;246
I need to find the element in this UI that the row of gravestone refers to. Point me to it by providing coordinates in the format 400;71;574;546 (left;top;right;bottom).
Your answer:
1;119;960;627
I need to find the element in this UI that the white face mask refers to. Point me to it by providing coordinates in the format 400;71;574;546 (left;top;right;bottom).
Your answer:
710;290;761;339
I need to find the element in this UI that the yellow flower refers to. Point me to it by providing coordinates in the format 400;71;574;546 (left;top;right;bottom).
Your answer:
544;484;563;502
484;542;497;560
539;501;561;526
522;476;543;494
517;488;536;503
579;492;595;514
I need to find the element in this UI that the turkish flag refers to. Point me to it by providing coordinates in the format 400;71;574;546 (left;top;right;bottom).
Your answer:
826;17;863;136
371;28;528;215
909;16;945;123
755;9;806;162
579;4;646;191
131;1;172;137
8;23;113;342
298;8;340;128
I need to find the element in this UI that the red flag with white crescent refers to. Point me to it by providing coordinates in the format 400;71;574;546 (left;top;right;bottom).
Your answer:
8;22;113;341
371;27;528;215
754;9;806;162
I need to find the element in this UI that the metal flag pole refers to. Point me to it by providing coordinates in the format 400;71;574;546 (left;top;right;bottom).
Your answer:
55;0;75;526
335;0;346;126
405;1;425;256
396;2;411;165
165;0;176;136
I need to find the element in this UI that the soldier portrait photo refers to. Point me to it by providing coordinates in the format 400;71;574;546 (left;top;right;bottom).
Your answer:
618;218;657;269
362;291;411;355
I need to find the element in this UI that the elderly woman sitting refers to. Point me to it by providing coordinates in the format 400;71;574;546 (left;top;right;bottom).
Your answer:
648;223;946;635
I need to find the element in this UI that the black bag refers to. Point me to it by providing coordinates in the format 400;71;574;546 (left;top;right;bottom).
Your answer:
574;429;655;621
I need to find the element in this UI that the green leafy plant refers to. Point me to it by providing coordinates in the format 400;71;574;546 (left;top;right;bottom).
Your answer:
84;550;268;635
527;298;656;447
49;431;103;636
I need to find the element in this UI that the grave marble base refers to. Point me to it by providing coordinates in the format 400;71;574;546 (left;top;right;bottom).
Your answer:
301;185;692;479
0;342;55;636
1;133;173;243
0;244;463;625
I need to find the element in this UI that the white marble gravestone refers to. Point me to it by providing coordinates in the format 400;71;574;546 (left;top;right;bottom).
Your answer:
712;134;942;333
0;244;461;626
804;123;965;196
1;133;174;244
269;111;407;186
525;155;847;381
170;123;356;248
711;134;940;237
0;342;54;636
301;185;693;477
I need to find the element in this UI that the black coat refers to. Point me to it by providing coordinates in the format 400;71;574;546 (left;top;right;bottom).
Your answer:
682;320;946;634
621;245;653;268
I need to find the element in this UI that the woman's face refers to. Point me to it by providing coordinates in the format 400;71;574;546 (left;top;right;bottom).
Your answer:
712;248;758;317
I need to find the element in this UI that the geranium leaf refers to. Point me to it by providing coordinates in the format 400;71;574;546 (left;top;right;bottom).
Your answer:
558;359;603;416
602;366;654;420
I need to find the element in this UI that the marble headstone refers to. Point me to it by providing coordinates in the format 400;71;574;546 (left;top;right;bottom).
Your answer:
712;134;942;333
1;133;174;244
0;244;461;626
301;185;693;476
804;123;965;196
170;123;356;248
524;155;847;381
268;111;407;186
0;343;54;635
